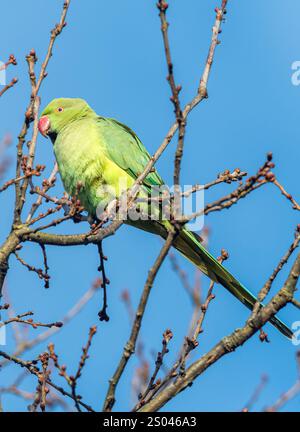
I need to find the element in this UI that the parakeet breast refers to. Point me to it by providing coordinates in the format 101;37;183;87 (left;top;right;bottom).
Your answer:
53;118;134;217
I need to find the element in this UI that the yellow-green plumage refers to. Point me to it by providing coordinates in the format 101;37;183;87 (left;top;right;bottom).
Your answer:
39;98;292;339
54;116;134;214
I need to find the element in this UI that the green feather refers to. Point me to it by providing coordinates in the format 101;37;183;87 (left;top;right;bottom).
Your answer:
97;116;164;188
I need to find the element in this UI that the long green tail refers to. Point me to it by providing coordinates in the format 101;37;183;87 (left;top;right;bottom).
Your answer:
174;228;292;339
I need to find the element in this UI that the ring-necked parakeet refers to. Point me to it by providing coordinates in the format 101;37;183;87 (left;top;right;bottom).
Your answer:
38;98;292;338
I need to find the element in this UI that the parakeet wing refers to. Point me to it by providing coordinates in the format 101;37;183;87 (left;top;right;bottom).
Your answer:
97;117;164;188
94;116;292;339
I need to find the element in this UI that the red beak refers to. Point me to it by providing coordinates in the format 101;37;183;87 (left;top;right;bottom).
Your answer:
38;115;50;138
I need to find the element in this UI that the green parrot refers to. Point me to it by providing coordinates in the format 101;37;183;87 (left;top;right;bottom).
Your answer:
38;98;292;339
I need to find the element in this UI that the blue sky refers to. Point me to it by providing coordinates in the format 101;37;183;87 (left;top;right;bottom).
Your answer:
0;0;299;412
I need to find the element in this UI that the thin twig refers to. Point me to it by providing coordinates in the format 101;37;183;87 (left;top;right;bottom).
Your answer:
13;0;70;224
157;1;185;187
70;326;97;412
0;78;18;98
26;163;58;222
14;251;50;287
97;242;110;322
250;225;300;318
242;375;268;412
273;179;300;211
103;231;177;412
133;329;173;411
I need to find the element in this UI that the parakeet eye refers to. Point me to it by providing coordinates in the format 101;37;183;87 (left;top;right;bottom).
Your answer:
57;107;64;113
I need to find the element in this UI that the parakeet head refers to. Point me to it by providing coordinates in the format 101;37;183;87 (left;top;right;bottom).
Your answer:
38;98;94;140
